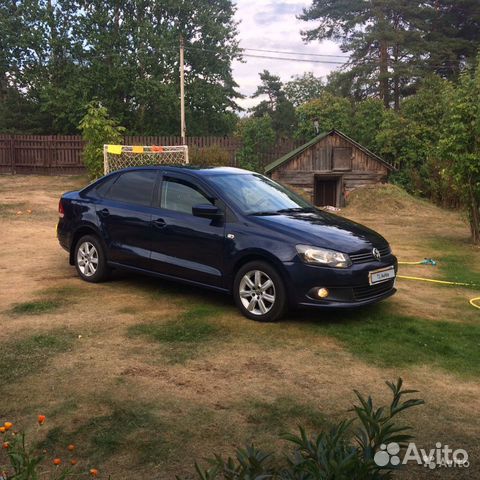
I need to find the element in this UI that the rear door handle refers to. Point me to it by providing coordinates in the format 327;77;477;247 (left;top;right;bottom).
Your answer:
98;208;110;217
152;218;167;228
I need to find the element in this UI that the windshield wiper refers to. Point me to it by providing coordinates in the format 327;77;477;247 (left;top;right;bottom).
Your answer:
275;207;316;214
248;211;280;216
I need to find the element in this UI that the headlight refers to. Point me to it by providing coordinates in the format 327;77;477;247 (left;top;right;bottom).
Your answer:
296;245;352;268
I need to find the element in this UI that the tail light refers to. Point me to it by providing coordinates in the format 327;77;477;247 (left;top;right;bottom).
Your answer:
58;199;64;218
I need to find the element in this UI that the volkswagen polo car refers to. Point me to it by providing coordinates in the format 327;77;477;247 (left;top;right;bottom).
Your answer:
57;166;397;321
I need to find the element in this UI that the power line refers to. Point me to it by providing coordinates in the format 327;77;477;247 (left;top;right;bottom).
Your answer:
184;46;348;65
241;47;350;58
240;52;347;64
184;45;460;70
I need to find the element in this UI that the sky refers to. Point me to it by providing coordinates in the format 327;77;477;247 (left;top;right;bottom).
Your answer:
232;0;344;110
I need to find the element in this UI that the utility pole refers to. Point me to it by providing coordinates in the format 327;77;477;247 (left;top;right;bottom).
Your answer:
179;34;186;143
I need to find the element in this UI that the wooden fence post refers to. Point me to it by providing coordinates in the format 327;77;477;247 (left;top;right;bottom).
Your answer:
9;135;15;174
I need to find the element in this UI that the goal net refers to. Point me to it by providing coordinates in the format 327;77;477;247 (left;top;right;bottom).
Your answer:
103;145;189;175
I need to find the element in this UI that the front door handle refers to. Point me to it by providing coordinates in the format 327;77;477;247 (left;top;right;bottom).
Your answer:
98;208;110;217
152;218;167;228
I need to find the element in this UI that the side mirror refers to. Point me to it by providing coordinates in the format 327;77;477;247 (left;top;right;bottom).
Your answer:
192;203;223;219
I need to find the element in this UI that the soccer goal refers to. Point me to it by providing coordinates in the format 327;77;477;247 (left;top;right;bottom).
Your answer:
103;144;189;175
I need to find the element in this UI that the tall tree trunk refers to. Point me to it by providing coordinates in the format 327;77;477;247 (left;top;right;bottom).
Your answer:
469;180;480;244
379;39;390;108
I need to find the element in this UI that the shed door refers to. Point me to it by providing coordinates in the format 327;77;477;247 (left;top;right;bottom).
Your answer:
314;178;337;206
333;147;352;171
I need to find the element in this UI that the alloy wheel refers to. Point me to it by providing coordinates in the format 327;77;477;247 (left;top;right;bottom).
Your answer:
77;241;99;277
239;270;276;315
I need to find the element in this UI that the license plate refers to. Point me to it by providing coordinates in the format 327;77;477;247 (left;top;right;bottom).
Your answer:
369;266;395;285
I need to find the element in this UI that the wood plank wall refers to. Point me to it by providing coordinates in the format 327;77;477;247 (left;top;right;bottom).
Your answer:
271;133;390;205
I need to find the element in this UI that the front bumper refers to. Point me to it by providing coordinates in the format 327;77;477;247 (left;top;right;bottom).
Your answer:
284;255;398;308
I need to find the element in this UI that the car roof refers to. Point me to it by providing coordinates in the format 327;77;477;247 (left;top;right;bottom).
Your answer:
113;166;253;177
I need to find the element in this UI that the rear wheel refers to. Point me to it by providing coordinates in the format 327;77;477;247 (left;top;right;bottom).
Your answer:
233;261;287;322
74;234;109;283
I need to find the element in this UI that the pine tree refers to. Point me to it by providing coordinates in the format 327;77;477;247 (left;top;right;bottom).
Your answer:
251;70;296;138
299;0;425;109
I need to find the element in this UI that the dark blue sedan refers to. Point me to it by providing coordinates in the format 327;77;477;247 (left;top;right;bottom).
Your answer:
57;166;397;321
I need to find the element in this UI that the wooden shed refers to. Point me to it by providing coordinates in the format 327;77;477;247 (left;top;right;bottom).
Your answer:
265;129;394;207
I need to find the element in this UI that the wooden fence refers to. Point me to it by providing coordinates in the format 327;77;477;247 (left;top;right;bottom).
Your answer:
0;134;300;175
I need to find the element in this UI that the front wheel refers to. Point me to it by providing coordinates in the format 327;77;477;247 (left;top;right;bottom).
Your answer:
233;261;287;322
74;234;109;283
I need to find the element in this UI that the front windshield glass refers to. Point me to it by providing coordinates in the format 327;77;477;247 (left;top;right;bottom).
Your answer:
207;173;314;215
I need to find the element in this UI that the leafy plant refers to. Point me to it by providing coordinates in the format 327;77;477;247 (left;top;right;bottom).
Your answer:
0;417;100;479
437;55;480;244
235;116;276;172
295;94;352;140
78;101;125;178
191;379;423;479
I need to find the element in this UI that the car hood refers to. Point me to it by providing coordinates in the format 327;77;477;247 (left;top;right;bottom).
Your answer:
250;210;388;253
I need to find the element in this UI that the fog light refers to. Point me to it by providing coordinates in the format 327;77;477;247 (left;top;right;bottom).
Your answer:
317;288;329;298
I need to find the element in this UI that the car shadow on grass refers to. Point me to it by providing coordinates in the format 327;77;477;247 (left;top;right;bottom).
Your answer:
107;269;234;310
103;271;480;378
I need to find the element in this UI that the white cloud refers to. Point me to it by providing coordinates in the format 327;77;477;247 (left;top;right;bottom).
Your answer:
232;0;345;110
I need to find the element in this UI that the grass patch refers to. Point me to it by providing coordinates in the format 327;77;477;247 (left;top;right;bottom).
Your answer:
128;305;225;363
39;402;168;463
429;237;480;287
117;305;140;315
85;406;162;458
0;331;75;386
37;285;82;298
133;276;233;310
246;396;328;436
312;306;480;377
10;299;63;315
0;201;27;217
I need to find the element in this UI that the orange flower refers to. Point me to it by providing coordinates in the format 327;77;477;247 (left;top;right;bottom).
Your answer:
89;468;99;477
67;444;75;452
3;422;13;431
38;415;46;425
53;458;62;466
70;459;78;466
2;442;9;449
0;427;5;433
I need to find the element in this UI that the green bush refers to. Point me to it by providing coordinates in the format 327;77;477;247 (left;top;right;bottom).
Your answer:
189;145;230;167
295;93;352;141
191;379;423;479
78;101;125;178
235;116;276;172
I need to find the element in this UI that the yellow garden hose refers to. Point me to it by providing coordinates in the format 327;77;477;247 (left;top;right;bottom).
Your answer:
397;275;477;287
470;298;480;309
397;260;480;310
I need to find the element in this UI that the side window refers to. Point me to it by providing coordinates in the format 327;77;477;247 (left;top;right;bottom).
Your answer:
161;178;212;215
94;174;118;198
105;170;157;206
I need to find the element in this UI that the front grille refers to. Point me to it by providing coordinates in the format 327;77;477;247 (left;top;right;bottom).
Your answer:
350;245;391;264
353;280;395;301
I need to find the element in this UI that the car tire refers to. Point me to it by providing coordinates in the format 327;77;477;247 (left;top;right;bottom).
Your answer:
233;261;287;322
74;234;109;283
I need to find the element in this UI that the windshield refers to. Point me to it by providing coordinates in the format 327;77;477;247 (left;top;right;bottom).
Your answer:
207;173;314;215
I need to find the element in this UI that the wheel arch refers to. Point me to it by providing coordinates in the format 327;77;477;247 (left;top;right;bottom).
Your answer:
230;250;291;293
69;224;105;265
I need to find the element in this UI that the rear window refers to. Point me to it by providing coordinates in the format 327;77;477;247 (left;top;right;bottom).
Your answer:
94;175;118;197
105;170;157;206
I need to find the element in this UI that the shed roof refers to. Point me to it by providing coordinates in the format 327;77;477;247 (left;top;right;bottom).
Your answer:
264;129;394;174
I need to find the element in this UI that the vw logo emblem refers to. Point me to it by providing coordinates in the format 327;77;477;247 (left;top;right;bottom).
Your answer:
372;248;381;261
